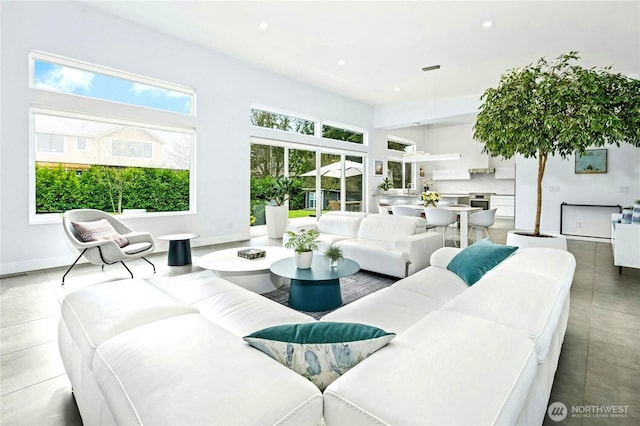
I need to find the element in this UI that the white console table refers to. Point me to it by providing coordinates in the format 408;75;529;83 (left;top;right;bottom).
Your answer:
610;213;640;274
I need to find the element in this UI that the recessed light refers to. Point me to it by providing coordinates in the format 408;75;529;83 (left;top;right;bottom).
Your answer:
394;87;401;92
482;20;494;28
337;59;345;66
259;22;269;30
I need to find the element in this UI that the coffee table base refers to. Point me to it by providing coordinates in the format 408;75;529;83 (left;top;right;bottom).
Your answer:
289;278;342;312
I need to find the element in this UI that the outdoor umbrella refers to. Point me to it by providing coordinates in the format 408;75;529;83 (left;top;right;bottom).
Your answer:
300;160;363;178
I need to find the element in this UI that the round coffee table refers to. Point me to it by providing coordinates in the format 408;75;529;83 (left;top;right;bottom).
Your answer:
270;256;360;312
196;246;293;294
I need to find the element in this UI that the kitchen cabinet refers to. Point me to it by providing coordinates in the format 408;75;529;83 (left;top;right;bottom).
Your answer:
494;167;515;180
432;169;471;181
491;195;514;218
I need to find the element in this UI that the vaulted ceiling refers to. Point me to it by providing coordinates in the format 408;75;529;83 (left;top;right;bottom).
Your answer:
82;1;639;108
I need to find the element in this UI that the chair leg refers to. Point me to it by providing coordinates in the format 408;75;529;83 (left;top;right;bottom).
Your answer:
142;257;156;274
62;249;87;285
119;261;134;279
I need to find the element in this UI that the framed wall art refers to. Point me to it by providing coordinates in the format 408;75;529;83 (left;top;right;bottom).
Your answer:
375;160;383;175
575;149;607;174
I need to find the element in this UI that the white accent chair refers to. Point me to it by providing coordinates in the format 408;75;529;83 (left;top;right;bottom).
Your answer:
62;209;156;284
425;207;458;247
377;204;392;215
391;205;422;217
468;208;497;243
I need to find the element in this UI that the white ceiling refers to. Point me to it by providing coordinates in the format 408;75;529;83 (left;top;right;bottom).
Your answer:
80;1;640;107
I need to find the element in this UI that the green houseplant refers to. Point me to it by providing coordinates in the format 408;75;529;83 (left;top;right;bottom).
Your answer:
256;177;302;238
284;229;319;269
377;177;393;193
474;51;640;239
324;244;344;268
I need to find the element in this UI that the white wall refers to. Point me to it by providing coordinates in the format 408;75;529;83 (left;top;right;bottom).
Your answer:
420;120;515;195
515;143;640;236
0;1;373;274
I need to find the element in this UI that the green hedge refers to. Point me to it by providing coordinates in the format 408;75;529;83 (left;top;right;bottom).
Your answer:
35;164;189;214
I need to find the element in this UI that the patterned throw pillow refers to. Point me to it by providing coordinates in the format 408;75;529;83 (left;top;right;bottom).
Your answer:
72;219;129;248
244;322;395;391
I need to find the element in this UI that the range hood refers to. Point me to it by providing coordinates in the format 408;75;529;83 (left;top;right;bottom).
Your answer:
468;168;495;174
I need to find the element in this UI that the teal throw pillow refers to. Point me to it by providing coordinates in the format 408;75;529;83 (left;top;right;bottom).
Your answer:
244;322;395;391
447;239;518;286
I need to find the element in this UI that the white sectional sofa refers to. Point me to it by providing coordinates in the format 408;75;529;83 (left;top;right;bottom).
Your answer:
58;246;576;425
287;212;443;277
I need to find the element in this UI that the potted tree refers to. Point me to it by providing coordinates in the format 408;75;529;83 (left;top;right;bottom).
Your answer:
474;51;640;248
284;229;320;269
256;176;302;238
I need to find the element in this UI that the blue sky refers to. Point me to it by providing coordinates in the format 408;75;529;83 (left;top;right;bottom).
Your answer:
34;60;192;114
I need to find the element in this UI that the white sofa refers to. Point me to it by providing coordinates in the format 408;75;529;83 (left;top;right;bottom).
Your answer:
58;246;576;425
287;213;443;278
322;247;576;425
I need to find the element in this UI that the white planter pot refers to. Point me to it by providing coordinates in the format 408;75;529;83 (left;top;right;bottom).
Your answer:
265;205;288;239
506;230;568;251
295;251;314;269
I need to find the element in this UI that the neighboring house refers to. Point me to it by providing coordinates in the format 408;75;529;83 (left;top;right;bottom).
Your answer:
36;125;165;170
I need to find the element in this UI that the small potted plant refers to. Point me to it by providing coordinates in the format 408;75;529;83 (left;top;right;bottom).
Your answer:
284;229;319;269
324;244;343;268
421;191;440;207
377;177;393;194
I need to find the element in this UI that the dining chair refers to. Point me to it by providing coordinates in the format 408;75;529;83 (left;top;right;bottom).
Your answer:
424;207;458;247
391;205;422;217
468;208;497;243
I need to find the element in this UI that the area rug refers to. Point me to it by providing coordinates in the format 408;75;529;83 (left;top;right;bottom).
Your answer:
262;271;396;320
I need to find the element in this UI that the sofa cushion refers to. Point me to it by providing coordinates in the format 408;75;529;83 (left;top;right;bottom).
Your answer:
321;287;443;334
442;269;569;363
323;310;537;425
93;314;323;425
150;271;316;337
317;214;364;238
357;215;424;241
447;239;518;285
492;247;576;290
72;218;129;247
244;322;395;391
335;238;407;278
391;265;468;302
60;278;198;367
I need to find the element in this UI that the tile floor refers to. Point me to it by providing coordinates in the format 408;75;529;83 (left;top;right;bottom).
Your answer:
1;220;638;425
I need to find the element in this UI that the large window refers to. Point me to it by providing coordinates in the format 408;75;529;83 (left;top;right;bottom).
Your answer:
33;111;193;215
250;108;314;135
387;137;415;189
249;107;367;225
323;123;365;144
31;51;195;115
30;51;195;221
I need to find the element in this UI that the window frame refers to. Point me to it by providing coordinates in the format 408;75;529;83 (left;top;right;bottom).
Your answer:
29;107;196;224
29;50;196;116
